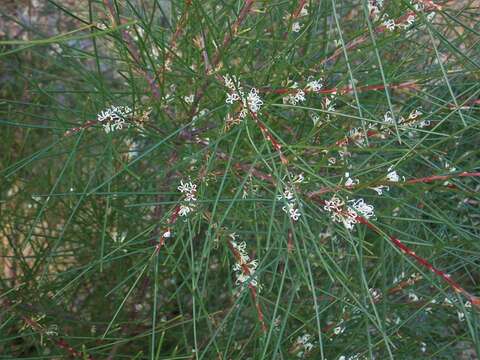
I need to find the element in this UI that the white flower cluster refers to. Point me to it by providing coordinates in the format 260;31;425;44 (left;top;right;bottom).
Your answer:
381;2;435;32
97;105;132;133
295;333;314;357
404;108;431;129
306;79;323;92
292;22;302;33
383;109;428;131
283;82;306;106
382;14;397;31
224;75;263;118
350;198;375;218
412;1;436;21
230;234;259;288
177;180;197;216
277;174;304;221
323;196;375;230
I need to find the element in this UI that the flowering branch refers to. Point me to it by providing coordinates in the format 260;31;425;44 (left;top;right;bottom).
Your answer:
307;171;480;198
321;0;445;65
187;0;257;119
259;80;419;96
3;299;94;359
226;236;267;333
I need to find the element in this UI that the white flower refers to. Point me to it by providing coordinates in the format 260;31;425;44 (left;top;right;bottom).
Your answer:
323;196;344;213
311;114;321;126
179;204;194;217
420;342;427;353
369;288;382;300
292;173;305;183
294;89;306;103
325;96;335;109
296;334;314;354
344;172;359;187
414;3;425;11
184;94;195;104
289;207;301;221
232;240;247;252
299;4;309;17
457;311;465;322
348;198;375;219
292;22;302;33
97;105;132;133
386;166;401;182
278;189;294;201
324;196;359;230
246;88;263;113
382;14;396;31
226;92;240;104
333;325;345;335
408;292;419;302
325;197;374;230
184;192;196;202
383;111;395;124
370;185;389;195
306;79;323;92
231;238;259;288
223;74;240;91
178;180;197;216
283;88;306;105
178;180;197;194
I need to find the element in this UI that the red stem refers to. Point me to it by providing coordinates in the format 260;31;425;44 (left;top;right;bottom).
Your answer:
405;172;480;184
63;120;97;137
356;215;480;309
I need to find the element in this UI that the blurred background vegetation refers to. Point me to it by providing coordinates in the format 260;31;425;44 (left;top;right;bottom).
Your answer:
1;0;480;358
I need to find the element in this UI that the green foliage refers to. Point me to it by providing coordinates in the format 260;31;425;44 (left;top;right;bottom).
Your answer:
1;0;479;358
